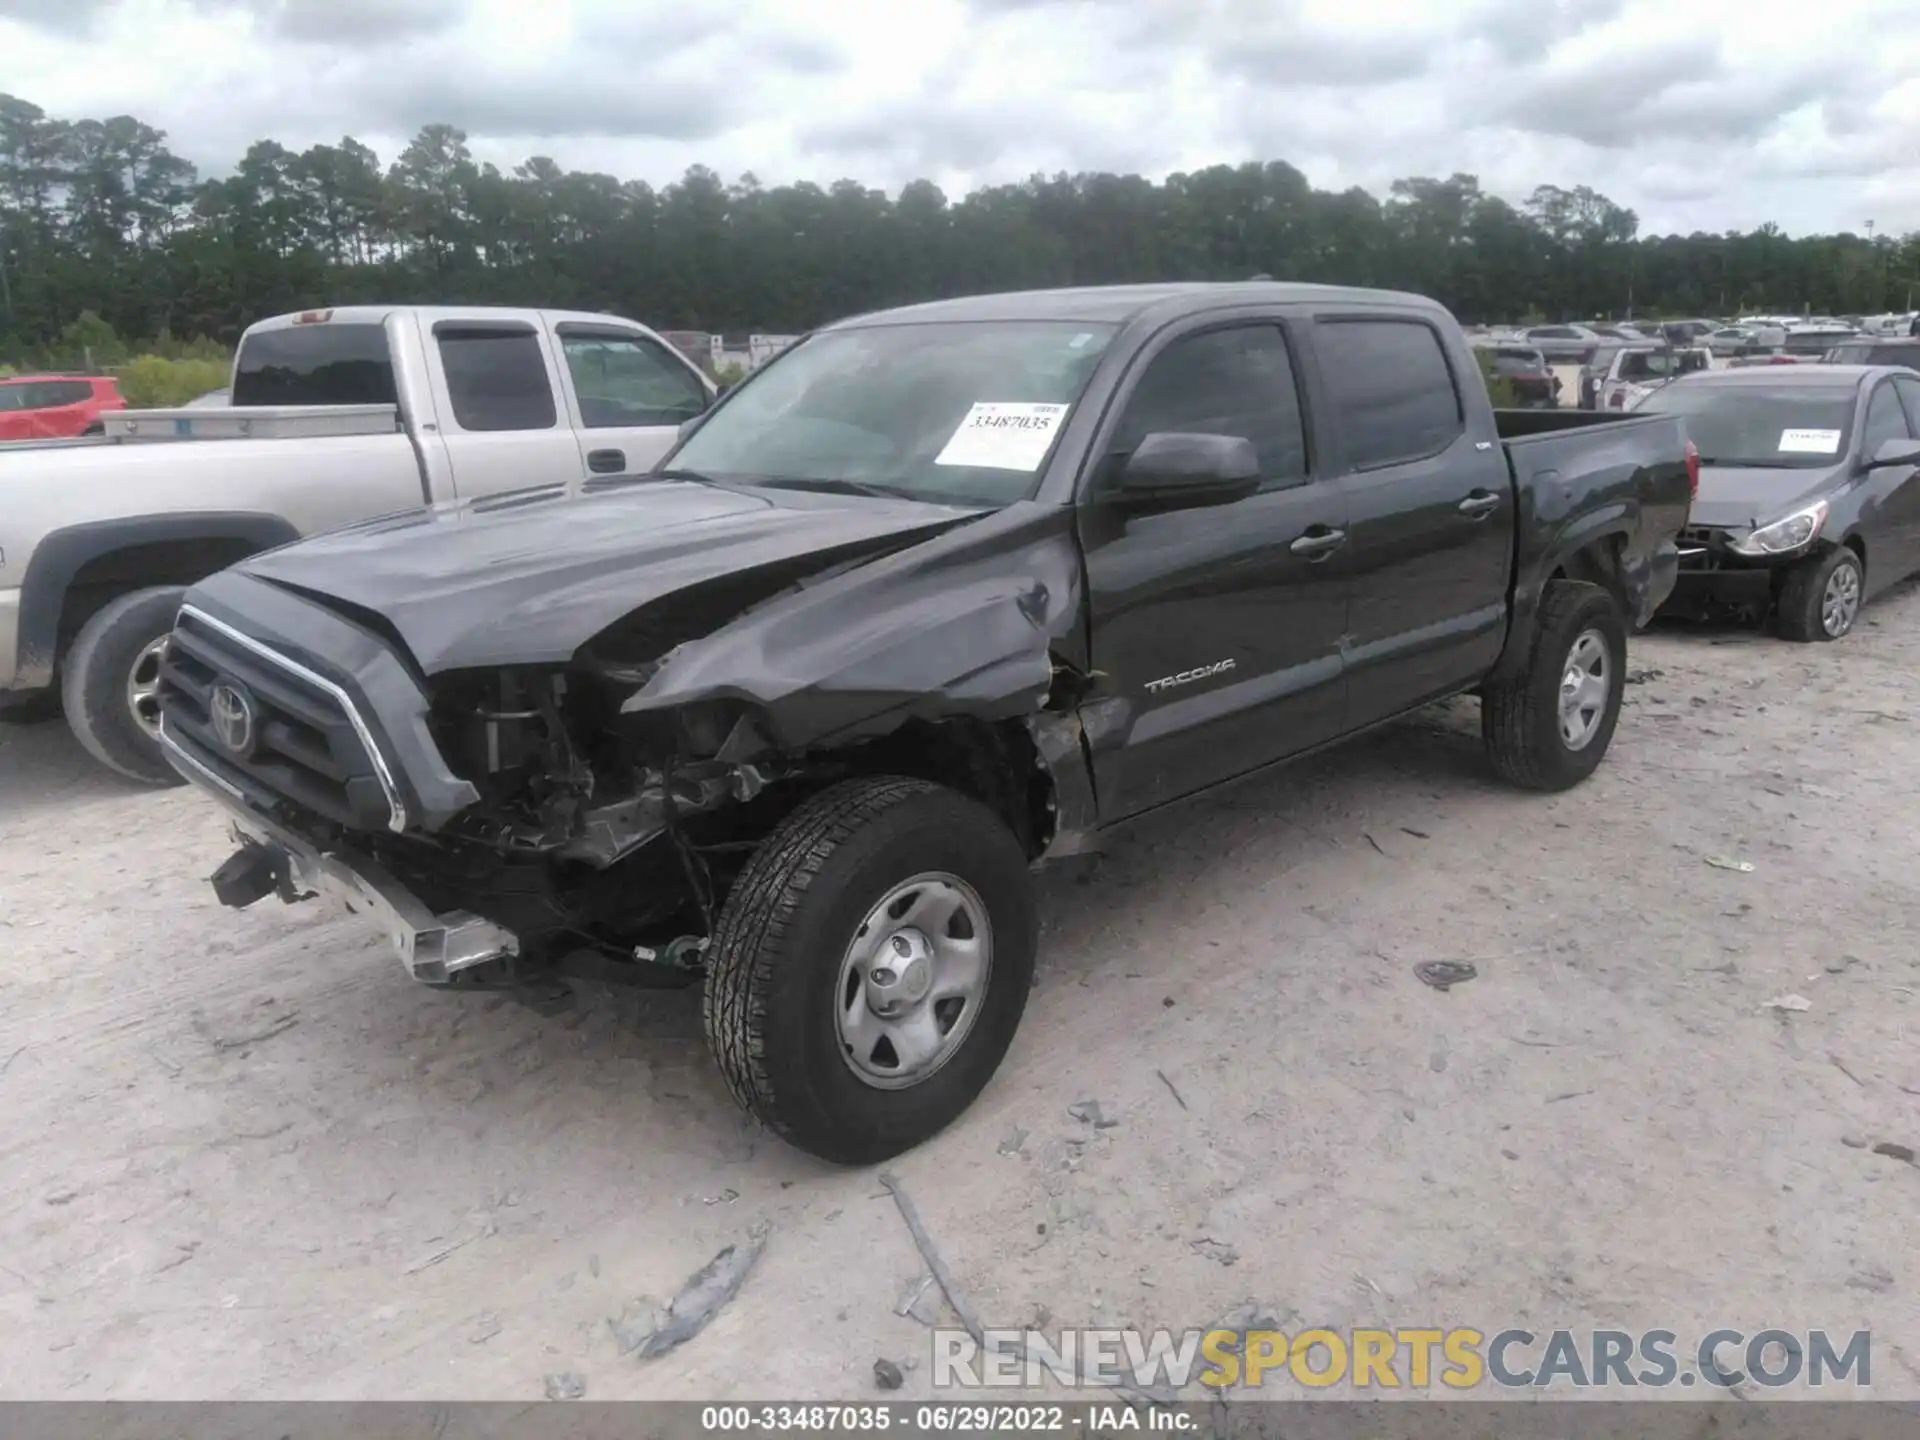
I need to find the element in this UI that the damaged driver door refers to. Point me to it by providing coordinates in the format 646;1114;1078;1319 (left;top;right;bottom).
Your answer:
1078;316;1351;819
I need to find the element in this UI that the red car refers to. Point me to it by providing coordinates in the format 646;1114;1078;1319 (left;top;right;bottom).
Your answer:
0;374;126;440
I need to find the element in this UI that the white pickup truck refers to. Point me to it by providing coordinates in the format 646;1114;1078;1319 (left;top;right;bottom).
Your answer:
0;304;718;783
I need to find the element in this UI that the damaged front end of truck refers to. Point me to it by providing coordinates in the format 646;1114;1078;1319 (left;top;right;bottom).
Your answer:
156;496;1100;992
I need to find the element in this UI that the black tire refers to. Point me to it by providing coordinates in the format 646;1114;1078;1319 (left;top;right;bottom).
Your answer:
1775;546;1863;643
1482;579;1627;792
60;585;188;786
703;776;1037;1165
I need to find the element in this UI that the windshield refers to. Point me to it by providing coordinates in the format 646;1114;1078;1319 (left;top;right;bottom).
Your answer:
666;321;1117;505
1620;350;1708;381
1637;384;1855;468
1491;349;1544;375
0;385;23;412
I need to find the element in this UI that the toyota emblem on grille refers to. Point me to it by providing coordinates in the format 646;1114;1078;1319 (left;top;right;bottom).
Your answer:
209;683;257;757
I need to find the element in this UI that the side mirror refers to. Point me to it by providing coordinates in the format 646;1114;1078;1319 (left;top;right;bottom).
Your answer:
1114;432;1261;511
1869;437;1920;468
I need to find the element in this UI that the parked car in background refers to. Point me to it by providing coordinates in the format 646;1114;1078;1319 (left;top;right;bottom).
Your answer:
1859;312;1919;337
1520;324;1606;362
153;281;1695;1162
1821;338;1920;372
1601;345;1712;410
1577;342;1626;409
1782;323;1859;356
0;305;717;783
1590;323;1653;343
0;374;125;440
1652;319;1717;345
1479;343;1561;406
1643;365;1920;640
1704;326;1757;357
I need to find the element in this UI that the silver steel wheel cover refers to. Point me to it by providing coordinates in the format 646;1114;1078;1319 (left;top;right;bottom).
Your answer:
1558;628;1611;751
834;871;993;1091
127;634;170;739
1822;560;1861;637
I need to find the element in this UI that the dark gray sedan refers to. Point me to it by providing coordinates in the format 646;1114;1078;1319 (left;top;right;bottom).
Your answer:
1638;366;1920;640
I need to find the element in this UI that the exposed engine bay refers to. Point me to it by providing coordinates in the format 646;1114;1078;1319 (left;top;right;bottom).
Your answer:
160;486;1103;992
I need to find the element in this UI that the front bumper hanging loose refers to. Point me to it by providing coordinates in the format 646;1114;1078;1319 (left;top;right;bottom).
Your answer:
161;723;520;985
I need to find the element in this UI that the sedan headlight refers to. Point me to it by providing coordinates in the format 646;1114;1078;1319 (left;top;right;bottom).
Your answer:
1727;500;1828;556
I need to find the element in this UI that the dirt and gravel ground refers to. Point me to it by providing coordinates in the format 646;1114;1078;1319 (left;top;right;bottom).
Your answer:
2;587;1917;1404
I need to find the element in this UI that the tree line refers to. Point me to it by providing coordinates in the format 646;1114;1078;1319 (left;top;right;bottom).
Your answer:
3;90;1918;363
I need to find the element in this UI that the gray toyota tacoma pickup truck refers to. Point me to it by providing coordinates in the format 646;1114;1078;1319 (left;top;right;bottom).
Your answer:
156;282;1695;1163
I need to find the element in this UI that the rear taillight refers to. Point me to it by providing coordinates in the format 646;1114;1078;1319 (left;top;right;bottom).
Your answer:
1684;439;1700;500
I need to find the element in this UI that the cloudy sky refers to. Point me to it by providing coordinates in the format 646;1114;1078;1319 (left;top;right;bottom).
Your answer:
3;0;1919;237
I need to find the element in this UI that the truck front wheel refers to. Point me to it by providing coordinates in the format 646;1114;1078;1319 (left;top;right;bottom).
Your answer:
1481;579;1626;792
61;585;188;787
703;776;1037;1165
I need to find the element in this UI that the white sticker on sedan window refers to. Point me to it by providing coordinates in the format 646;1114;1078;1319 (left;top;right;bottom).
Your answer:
1779;428;1842;454
935;402;1070;471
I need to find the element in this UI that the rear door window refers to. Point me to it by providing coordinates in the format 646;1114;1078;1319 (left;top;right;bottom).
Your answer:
233;323;396;406
435;326;558;432
1314;319;1464;470
18;380;93;408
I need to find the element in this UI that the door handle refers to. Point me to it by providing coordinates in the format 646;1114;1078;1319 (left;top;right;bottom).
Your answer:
586;448;627;474
1289;527;1348;559
1457;492;1501;518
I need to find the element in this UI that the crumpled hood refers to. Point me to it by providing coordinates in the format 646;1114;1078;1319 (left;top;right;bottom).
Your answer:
238;478;978;672
1688;464;1841;529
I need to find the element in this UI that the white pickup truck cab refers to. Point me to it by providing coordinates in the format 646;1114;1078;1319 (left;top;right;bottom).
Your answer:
0;304;718;783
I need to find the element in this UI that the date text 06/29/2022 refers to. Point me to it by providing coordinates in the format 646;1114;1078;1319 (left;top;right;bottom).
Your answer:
700;1404;1184;1432
929;1325;1873;1392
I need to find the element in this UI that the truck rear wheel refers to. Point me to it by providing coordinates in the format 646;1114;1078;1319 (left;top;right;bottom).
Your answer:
1481;579;1625;792
703;776;1037;1165
61;585;188;787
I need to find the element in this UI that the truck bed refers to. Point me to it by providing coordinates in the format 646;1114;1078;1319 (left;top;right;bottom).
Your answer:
1494;405;1694;634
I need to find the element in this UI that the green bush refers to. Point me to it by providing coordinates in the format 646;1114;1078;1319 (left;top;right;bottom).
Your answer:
51;310;129;370
115;355;232;408
713;360;747;388
146;329;232;363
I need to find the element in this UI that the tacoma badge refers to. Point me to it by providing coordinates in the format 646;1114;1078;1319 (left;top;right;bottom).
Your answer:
1143;659;1236;694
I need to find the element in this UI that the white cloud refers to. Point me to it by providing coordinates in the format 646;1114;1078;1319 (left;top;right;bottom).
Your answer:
1;0;1917;234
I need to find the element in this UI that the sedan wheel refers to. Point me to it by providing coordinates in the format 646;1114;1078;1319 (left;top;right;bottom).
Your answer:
1821;561;1861;638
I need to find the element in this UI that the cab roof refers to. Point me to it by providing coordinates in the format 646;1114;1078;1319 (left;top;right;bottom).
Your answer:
824;281;1444;330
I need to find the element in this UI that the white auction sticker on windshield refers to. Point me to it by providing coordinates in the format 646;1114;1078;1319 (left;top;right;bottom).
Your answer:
1778;428;1841;454
935;402;1070;471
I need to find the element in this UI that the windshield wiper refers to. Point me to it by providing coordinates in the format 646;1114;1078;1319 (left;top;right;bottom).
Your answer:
755;476;920;500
